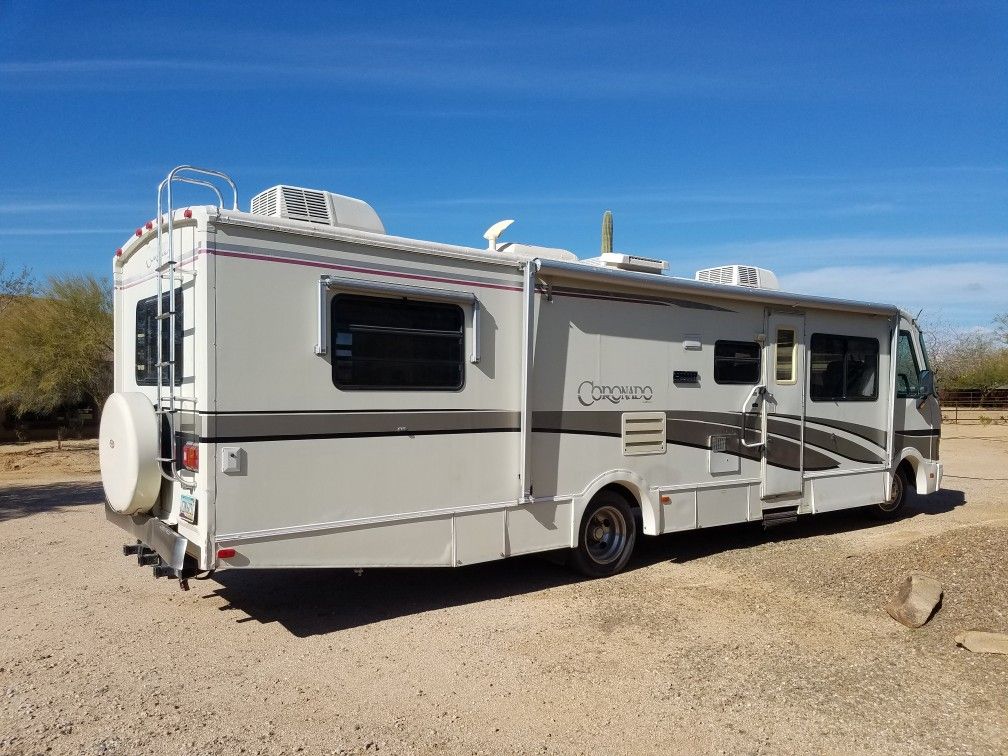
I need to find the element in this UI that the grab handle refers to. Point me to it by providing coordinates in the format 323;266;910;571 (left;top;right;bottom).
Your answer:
739;385;766;449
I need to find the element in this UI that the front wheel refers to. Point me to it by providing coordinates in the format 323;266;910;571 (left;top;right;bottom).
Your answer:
568;492;637;578
868;466;911;520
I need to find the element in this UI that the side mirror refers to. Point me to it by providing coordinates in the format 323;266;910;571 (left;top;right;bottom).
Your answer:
917;369;935;407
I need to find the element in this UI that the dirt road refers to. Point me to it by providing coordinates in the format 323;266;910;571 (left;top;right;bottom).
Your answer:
1;429;1006;755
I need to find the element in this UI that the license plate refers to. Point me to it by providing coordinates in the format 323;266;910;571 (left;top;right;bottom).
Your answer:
180;494;197;524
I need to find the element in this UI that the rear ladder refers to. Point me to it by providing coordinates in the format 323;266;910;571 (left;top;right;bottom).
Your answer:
154;165;238;486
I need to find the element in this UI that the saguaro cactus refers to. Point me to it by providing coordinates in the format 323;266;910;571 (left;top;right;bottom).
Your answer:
601;209;613;254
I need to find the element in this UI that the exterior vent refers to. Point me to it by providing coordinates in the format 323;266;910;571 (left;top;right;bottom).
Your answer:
250;188;277;217
249;185;386;234
695;264;779;290
622;412;667;456
582;252;668;275
280;186;330;224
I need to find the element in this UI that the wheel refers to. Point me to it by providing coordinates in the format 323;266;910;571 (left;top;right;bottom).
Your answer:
868;466;911;520
569;491;637;578
99;392;162;515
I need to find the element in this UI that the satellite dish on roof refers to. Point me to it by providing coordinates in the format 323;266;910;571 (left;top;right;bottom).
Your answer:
483;219;515;252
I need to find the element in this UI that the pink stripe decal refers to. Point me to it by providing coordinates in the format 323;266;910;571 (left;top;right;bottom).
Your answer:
115;248;658;305
117;246;524;294
117;253;201;290
209;247;524;292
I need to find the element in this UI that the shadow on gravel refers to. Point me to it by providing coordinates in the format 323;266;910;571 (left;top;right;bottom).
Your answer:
210;488;966;637
0;481;104;522
210;554;585;637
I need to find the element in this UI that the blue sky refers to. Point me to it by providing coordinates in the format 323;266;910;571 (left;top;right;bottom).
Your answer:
1;1;1005;330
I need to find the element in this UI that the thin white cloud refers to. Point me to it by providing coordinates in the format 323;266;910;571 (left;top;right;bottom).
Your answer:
777;262;1008;325
0;59;167;74
0;57;765;97
668;235;1008;267
0;201;141;213
0;228;128;236
392;165;1006;212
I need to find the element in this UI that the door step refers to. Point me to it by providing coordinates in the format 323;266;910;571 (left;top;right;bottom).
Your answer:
762;505;799;529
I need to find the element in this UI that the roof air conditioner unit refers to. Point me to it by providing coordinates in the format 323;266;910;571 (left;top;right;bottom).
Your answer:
249;185;385;234
695;264;779;290
582;252;668;275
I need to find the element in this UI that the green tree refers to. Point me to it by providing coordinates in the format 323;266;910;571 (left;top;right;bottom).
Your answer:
0;259;34;317
0;275;113;415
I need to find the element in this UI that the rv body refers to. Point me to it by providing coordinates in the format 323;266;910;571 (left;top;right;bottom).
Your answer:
101;173;942;580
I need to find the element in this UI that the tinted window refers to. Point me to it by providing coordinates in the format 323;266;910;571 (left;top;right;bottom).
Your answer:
896;330;921;399
135;291;183;386
775;328;796;384
809;333;879;401
918;330;933;371
332;294;464;390
714;340;761;384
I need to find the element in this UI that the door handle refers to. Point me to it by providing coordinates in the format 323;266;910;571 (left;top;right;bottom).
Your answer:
739;385;766;449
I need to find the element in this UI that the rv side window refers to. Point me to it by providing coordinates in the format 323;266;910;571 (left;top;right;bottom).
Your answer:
135;291;183;387
332;294;464;390
774;328;797;384
713;341;761;384
895;330;922;399
809;333;879;401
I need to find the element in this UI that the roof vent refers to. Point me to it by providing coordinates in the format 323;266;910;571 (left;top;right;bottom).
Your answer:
582;252;668;275
695;264;778;290
249;185;385;234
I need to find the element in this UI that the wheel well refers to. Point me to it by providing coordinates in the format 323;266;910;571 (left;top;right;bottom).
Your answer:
596;483;642;513
897;458;917;490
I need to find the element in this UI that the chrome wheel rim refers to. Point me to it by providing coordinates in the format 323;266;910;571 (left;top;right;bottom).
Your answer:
880;473;904;512
584;505;628;565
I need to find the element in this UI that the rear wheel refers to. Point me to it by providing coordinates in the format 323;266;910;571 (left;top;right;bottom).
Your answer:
569;491;637;578
869;466;911;520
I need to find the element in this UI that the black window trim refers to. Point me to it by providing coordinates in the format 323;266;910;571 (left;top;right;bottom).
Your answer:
316;274;480;364
135;290;183;387
809;332;880;403
713;339;762;385
331;293;467;392
895;329;922;400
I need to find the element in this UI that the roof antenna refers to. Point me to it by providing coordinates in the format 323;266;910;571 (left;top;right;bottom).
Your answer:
915;308;924;323
483;219;514;252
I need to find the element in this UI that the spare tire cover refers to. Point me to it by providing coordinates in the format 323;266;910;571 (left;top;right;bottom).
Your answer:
99;392;162;515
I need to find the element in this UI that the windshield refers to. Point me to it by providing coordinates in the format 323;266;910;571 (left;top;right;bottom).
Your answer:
918;328;933;372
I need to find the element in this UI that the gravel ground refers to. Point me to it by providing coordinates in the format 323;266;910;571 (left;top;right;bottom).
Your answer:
0;428;1005;755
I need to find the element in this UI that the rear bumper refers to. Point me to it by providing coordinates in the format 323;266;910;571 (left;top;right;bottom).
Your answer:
105;505;188;570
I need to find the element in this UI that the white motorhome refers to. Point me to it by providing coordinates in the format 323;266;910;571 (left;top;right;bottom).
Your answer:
100;167;942;584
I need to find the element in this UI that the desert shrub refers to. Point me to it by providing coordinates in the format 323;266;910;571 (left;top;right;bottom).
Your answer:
0;275;112;415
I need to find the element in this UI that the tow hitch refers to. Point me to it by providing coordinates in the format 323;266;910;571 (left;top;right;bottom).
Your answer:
123;541;194;590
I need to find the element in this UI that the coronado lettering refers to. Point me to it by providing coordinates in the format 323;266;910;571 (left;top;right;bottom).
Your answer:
578;380;654;406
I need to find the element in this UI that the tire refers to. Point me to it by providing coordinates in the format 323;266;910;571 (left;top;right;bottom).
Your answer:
569;491;638;578
868;466;911;520
99;392;162;515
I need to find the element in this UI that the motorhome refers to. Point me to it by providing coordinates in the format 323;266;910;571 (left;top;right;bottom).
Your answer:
100;166;942;584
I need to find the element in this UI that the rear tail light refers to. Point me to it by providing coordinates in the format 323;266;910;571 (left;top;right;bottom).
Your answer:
217;548;236;559
182;442;199;472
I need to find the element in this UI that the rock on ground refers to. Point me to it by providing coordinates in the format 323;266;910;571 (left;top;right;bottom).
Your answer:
955;631;1008;654
886;572;943;628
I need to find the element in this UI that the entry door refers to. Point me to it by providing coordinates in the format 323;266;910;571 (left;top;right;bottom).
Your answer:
762;313;806;498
